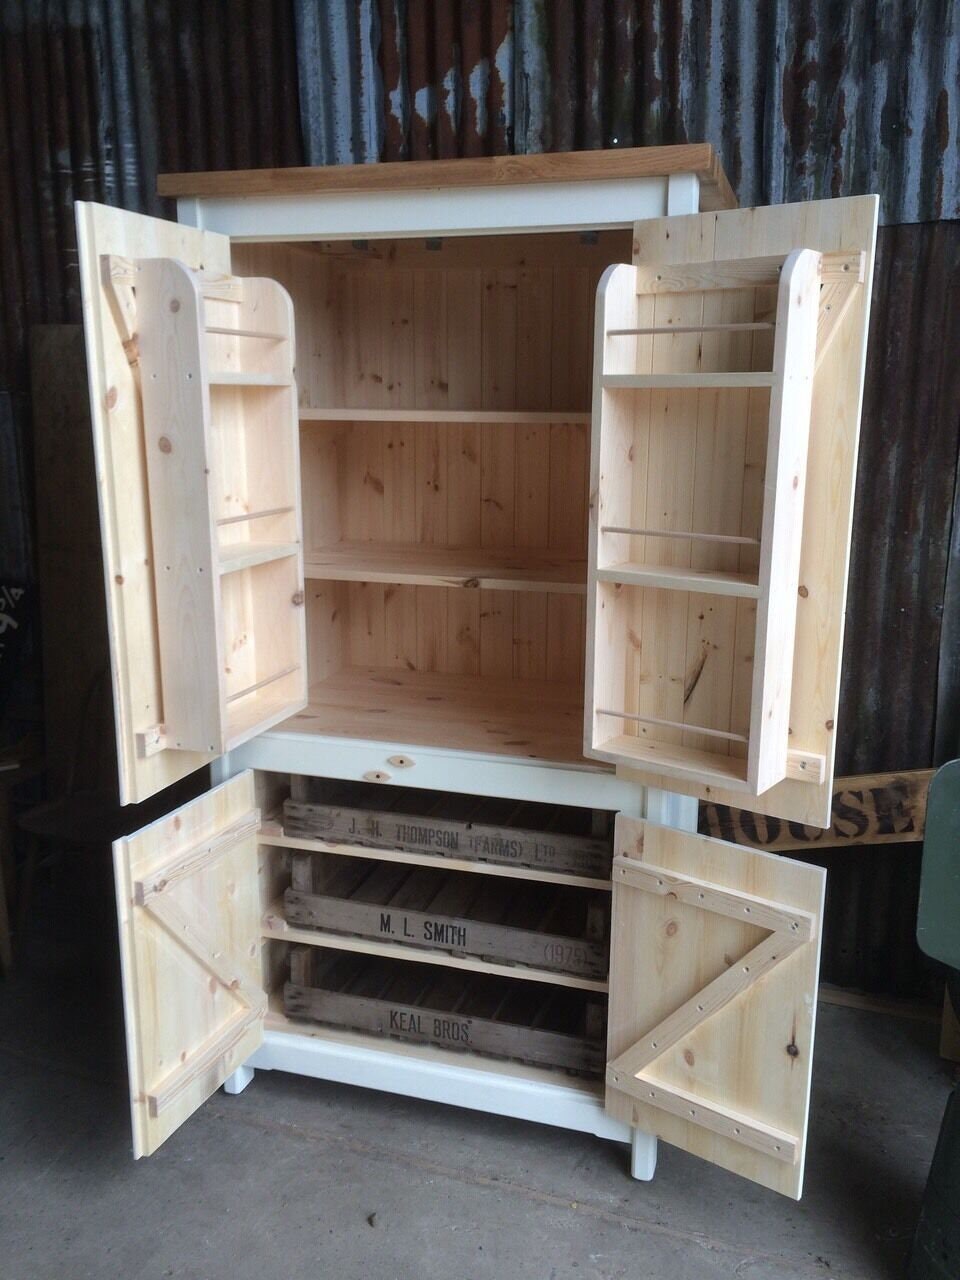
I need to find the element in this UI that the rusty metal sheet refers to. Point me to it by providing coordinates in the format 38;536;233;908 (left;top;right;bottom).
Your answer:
511;0;959;224
838;220;960;775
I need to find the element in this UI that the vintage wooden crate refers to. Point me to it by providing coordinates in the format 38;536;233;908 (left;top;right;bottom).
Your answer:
284;946;606;1076
283;779;614;880
284;851;610;979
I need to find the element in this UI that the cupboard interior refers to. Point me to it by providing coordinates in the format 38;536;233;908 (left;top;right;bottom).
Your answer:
233;230;633;763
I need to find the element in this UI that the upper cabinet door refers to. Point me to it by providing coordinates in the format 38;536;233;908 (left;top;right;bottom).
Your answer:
76;203;307;805
585;196;879;828
605;817;825;1199
113;771;265;1157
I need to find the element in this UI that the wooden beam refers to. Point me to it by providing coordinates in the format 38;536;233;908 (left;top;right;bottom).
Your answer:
146;891;265;1015
816;279;861;370
609;930;805;1078
606;1069;800;1164
133;810;260;903
158;144;737;211
633;250;863;294
699;769;936;852
613;855;816;937
817;984;942;1024
147;1007;261;1117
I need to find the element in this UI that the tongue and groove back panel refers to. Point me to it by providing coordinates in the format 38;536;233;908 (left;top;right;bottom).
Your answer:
232;234;631;733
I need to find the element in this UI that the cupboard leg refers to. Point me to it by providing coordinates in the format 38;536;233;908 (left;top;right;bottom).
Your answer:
630;1128;658;1181
223;1064;255;1095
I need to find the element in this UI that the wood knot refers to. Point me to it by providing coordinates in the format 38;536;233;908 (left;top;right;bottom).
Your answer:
291;590;305;606
665;919;679;937
683;1049;695;1066
786;1040;800;1058
170;298;181;313
797;584;808;598
105;386;119;410
158;436;172;454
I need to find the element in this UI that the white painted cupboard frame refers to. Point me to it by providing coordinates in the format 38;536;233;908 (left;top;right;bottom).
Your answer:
182;168;705;1180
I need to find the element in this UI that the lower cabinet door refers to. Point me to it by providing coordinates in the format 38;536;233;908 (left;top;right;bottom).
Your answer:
605;816;825;1199
113;770;265;1157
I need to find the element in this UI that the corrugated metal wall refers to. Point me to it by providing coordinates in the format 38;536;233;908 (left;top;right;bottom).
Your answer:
292;0;960;223
1;0;958;996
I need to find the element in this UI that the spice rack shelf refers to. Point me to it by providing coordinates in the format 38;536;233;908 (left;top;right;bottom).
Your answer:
299;407;591;424
585;249;856;796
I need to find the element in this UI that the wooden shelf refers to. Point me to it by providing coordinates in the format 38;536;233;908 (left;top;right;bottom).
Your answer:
208;372;293;387
607;322;774;336
219;541;300;573
225;681;305;752
304;543;586;594
597;562;759;599
258;820;612;892
299;407;591;424
262;899;609;993
206;325;286;340
217;506;295;528
601;372;775;390
600;526;759;547
275;667;588;765
594;733;749;790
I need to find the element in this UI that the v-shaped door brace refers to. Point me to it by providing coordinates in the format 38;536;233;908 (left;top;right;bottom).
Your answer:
131;808;265;1117
606;855;817;1165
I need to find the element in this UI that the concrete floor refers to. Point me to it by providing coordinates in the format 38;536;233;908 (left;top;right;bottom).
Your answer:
0;877;953;1280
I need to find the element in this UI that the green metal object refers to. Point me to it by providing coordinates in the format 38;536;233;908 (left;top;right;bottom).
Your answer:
916;760;960;971
907;1087;960;1280
909;760;960;1280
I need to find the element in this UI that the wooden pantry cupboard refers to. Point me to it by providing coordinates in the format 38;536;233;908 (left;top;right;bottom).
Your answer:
75;146;877;1199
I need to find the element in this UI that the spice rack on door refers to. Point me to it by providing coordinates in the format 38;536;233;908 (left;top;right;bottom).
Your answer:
586;249;864;796
103;257;307;756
